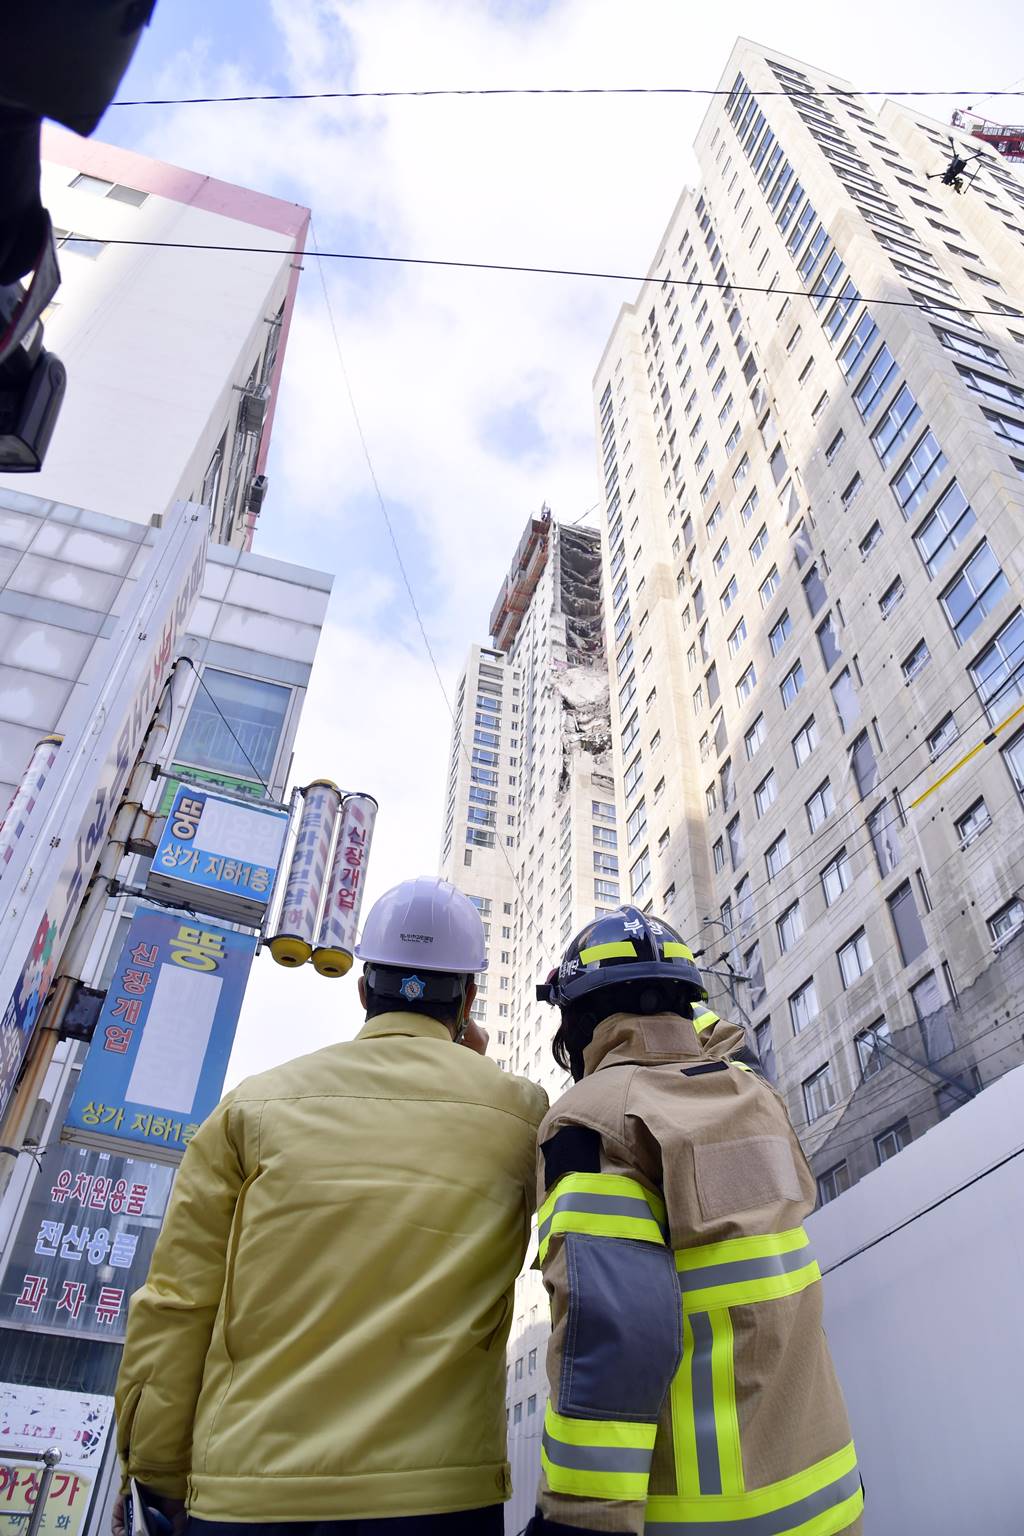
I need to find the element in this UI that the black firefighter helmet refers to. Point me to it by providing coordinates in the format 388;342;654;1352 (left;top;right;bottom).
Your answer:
537;907;707;1077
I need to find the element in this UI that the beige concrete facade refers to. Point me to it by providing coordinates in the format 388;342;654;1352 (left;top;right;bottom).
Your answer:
593;38;1024;1209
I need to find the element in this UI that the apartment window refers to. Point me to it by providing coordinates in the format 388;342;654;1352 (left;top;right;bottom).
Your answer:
789;978;819;1035
803;1064;837;1122
857;1018;892;1079
817;1162;851;1206
777;901;804;953
849;730;878;800
957;364;1024;411
780;660;806;709
806;778;834;831
902;639;931;684
721;576;739;612
728;616;748;655
933;326;1006;370
630;848;652;901
868;801;901;876
792;716;818;767
838;928;872;987
971;611;1024;723
914;482;977;579
820;848;851;906
512;1403;523;1425
838;309;879;377
801;562;827;616
749;525;769;562
177;667;291;783
879;576;905;619
744;714;766;760
769;611;792;656
654;775;666;804
859;521;883;559
706;782;718;815
692;684;704;716
714;538;732;574
594;879;621;902
889;880;928;965
727;814;744;870
988;896;1024;948
713;837;726;872
853;344;897;419
52;228;108;259
727;664;756;711
759;566;781;607
626;799;647;848
871;384;921;467
941;541;1008;645
927;713;959;760
831;668;861;733
624;755;644;799
875;1118;911;1164
765;832;789;882
891;430;947;515
754;770;778;817
826;428;845;464
798;356;816;388
769;444;788;486
740;488;759;524
841;473;862;510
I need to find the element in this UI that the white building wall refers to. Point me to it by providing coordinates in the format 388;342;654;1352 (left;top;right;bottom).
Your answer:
808;1063;1024;1535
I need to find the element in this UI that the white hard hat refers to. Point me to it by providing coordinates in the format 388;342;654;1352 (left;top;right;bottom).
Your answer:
355;876;489;973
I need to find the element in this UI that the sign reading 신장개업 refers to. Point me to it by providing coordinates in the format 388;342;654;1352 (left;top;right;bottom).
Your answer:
146;784;288;926
64;908;256;1161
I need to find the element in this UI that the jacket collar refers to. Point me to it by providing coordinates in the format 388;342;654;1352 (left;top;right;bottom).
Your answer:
582;1010;747;1074
356;1010;454;1044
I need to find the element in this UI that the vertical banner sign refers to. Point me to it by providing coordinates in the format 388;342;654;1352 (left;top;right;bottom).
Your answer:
64;909;256;1159
0;506;209;1122
268;781;341;968
0;1142;173;1338
312;793;378;977
146;784;288;926
0;735;62;871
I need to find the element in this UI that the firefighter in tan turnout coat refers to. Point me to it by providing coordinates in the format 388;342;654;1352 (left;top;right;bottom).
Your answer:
525;906;862;1536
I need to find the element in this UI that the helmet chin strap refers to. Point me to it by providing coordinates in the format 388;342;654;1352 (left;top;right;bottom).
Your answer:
452;977;468;1043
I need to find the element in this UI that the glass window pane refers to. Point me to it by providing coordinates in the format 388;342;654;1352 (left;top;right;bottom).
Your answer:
176;668;291;784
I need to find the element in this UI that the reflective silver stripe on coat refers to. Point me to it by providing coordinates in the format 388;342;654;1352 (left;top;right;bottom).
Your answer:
689;1312;721;1496
542;1431;653;1475
678;1241;816;1298
537;1191;668;1244
645;1464;862;1535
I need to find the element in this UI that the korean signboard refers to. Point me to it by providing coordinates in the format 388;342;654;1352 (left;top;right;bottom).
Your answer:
0;507;208;1121
64;909;256;1161
147;784;288;927
0;1142;173;1340
0;1385;111;1536
157;765;267;817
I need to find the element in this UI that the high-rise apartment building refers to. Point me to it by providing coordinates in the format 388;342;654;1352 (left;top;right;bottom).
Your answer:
593;37;1024;1213
0;126;308;547
437;509;613;1527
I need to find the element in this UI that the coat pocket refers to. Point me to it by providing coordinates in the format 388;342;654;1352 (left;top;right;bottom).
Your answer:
694;1135;802;1222
220;1167;260;1362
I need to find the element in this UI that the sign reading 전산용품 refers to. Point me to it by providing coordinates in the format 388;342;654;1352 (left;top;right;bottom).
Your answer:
146;784;288;926
64;908;256;1161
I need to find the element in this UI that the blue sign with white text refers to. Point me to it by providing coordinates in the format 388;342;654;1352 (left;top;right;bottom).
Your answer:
147;784;288;924
65;908;256;1154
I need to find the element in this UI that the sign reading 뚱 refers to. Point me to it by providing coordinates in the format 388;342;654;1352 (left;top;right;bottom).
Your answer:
64;909;256;1161
147;785;288;926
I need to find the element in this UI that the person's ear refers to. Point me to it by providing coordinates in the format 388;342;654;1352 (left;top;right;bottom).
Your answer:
358;974;367;1010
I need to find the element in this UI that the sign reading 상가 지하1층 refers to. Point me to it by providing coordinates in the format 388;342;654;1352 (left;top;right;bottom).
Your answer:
146;784;288;926
64;908;256;1161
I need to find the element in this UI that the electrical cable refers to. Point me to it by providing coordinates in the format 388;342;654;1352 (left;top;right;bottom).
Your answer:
108;85;1024;109
179;656;272;795
58;235;1024;321
819;1141;1024;1275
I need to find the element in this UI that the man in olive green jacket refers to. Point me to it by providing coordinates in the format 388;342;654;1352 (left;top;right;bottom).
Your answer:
114;877;547;1536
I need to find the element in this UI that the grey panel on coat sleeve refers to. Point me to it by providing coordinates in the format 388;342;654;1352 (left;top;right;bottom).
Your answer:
558;1232;682;1423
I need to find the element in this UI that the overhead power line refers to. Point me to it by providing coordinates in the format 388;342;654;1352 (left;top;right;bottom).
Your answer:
109;84;1024;108
60;236;1023;321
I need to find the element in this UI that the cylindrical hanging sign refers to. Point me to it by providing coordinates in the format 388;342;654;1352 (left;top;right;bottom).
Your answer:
312;792;378;977
268;780;342;968
0;734;63;869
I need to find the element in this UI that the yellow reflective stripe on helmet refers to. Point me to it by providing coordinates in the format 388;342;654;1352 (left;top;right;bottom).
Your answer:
645;1440;860;1529
664;940;695;960
709;1309;744;1497
542;1403;656;1502
537;1172;668;1265
693;1008;719;1034
676;1226;809;1271
579;939;637;964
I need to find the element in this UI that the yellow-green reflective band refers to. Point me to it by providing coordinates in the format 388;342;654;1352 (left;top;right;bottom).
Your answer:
709;1310;743;1497
681;1261;822;1314
731;1060;753;1072
542;1403;656;1502
664;940;695;960
677;1227;809;1271
645;1441;861;1533
537;1172;668;1264
579;940;637;964
693;1009;719;1034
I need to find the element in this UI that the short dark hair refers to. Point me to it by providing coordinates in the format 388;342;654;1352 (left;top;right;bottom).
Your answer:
552;978;694;1080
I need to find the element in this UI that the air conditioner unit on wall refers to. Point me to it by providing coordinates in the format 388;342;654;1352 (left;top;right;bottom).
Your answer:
238;381;270;435
247;474;269;514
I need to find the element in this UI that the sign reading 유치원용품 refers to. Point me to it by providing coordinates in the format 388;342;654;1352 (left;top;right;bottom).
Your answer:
64;908;256;1161
146;784;288;926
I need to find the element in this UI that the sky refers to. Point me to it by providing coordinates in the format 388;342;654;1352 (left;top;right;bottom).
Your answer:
96;0;1020;1082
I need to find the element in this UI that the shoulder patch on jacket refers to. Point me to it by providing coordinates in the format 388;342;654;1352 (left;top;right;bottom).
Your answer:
541;1125;602;1190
